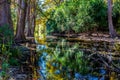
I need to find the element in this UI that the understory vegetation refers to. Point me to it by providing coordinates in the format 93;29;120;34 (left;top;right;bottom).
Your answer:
47;0;120;34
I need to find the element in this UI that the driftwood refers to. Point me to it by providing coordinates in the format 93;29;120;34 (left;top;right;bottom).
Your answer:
88;52;120;73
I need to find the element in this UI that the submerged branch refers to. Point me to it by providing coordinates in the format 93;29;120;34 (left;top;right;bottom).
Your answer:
88;52;120;73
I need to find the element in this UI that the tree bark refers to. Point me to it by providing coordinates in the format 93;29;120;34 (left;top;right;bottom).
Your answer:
0;0;13;30
26;0;36;37
14;0;27;41
108;0;117;38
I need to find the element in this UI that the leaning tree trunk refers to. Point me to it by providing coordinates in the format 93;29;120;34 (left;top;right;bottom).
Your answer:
14;0;27;41
0;0;13;30
108;0;117;38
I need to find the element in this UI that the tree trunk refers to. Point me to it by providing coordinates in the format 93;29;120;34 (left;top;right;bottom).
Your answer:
26;0;36;37
0;0;13;30
108;0;117;38
14;0;27;41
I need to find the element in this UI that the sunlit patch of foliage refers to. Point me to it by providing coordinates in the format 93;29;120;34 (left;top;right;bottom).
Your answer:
47;0;94;33
46;0;120;33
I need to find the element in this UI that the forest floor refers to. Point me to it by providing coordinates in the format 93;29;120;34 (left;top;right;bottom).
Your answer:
47;32;120;43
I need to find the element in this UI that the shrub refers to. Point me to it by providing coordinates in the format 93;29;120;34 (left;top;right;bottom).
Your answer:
113;0;120;29
46;0;94;33
0;25;20;79
46;0;120;34
89;0;108;30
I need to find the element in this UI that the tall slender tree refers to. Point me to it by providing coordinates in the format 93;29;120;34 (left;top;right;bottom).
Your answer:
108;0;117;38
14;0;27;41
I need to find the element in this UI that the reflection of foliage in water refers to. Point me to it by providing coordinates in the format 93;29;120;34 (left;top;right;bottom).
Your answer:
37;39;120;79
44;39;90;79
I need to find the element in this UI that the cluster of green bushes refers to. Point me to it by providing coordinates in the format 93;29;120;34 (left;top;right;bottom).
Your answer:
0;25;20;79
46;0;120;34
